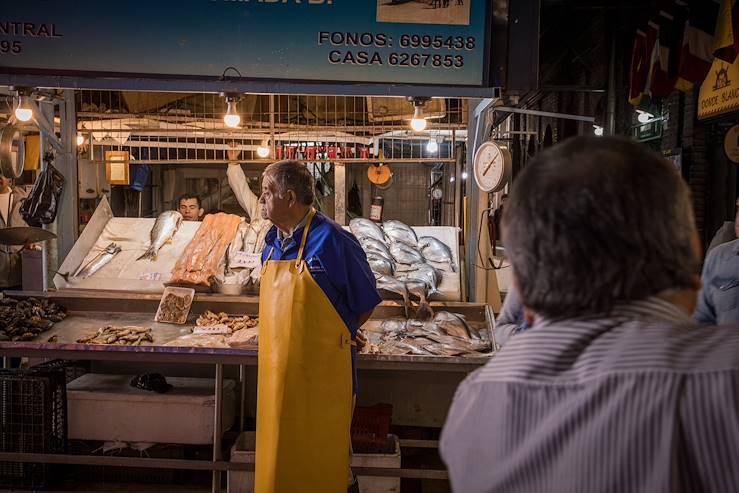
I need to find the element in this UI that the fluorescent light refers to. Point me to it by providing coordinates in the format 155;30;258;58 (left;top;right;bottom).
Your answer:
224;98;241;128
593;125;604;136
410;106;427;132
426;139;438;153
14;95;32;122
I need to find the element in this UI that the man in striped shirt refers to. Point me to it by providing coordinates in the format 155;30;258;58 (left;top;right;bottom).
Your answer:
440;137;739;493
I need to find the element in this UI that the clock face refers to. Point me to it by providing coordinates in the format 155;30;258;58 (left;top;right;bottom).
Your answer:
473;141;510;193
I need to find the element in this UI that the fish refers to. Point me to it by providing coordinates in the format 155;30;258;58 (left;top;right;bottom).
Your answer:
359;237;392;259
374;273;410;318
389;243;425;265
383;220;418;247
380;317;408;336
137;211;183;261
74;243;122;279
418;236;456;272
396;263;440;295
404;280;434;321
349;218;385;243
433;311;472;339
367;254;394;276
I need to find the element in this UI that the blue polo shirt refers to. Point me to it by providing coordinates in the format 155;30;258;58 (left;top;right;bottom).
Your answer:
261;211;382;392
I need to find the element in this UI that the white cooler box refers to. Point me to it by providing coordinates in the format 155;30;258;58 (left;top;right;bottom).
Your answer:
228;432;401;493
67;373;236;444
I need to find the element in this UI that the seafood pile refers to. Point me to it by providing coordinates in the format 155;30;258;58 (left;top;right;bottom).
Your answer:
0;296;67;341
77;325;153;345
155;288;194;324
349;218;456;318
196;310;258;333
360;311;492;357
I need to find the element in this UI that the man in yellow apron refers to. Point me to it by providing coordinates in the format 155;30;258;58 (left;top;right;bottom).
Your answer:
256;160;381;493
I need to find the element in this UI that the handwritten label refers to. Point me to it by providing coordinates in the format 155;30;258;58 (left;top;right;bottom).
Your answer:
230;252;261;269
193;324;230;335
139;272;162;281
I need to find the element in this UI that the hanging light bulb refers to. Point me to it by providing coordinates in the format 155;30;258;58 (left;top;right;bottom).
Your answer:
76;134;85;146
462;171;468;180
221;93;241;128
636;110;654;124
450;176;456;183
256;140;270;158
426;138;438;153
14;94;32;122
410;106;427;132
593;125;604;136
408;96;430;132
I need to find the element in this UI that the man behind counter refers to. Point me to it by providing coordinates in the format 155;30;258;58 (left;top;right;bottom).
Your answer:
176;193;204;221
255;159;380;493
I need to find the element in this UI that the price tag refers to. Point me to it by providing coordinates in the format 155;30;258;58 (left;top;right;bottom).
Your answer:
140;272;162;281
193;324;230;335
230;252;261;269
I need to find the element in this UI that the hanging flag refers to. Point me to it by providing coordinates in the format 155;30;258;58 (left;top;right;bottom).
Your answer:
630;23;660;105
713;0;739;63
676;0;720;91
648;3;688;98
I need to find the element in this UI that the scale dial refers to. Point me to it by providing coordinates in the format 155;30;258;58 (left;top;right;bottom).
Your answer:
473;141;511;193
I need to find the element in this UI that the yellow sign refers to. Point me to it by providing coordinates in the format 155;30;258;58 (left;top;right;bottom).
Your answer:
698;57;739;120
104;150;130;185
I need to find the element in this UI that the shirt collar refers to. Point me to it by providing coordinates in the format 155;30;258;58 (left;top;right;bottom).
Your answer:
274;209;313;252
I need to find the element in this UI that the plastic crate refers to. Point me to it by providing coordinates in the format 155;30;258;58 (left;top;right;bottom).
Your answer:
0;366;68;489
33;359;90;384
351;404;394;454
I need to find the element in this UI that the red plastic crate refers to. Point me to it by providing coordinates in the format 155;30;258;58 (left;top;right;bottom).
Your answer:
351;403;393;454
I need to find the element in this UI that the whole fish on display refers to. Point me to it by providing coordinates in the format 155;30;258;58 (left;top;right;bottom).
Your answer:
389;242;425;266
359;236;392;260
396;263;440;295
383;220;418;247
74;243;122;279
374;273;410;318
433;311;474;339
418;236;456;272
367;254;394;277
405;279;434;320
137;211;183;261
349;218;385;243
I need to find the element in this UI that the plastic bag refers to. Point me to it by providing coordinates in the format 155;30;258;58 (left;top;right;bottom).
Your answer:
20;153;65;227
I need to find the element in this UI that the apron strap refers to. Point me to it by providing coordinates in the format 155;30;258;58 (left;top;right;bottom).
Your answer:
295;208;316;267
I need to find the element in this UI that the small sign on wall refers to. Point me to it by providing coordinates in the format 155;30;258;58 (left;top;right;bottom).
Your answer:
104;150;130;185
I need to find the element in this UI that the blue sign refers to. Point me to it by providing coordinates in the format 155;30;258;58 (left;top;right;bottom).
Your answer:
0;1;491;87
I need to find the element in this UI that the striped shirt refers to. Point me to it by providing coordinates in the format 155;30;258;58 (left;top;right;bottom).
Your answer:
440;297;739;493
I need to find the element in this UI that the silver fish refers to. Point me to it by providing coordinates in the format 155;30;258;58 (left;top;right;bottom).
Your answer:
383;220;418;247
389;243;425;265
367;254;394;277
137;211;183;261
374;273;410;318
360;237;392;259
73;243;122;279
396;263;440;295
349;218;385;243
405;280;434;321
418;236;456;272
433;311;472;339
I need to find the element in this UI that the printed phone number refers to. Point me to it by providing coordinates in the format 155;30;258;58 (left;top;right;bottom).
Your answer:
0;40;22;54
328;51;466;69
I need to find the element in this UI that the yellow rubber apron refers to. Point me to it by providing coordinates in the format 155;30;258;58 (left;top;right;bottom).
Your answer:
256;209;353;493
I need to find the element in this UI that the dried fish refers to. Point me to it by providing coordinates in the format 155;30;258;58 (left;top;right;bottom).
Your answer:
77;325;153;345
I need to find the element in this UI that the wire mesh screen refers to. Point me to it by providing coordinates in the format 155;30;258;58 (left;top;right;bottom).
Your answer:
75;91;467;165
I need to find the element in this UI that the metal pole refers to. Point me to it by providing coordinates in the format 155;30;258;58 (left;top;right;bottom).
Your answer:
239;364;246;432
212;363;224;493
606;29;617;135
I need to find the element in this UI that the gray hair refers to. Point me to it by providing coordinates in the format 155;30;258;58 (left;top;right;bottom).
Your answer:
502;136;699;319
263;160;314;206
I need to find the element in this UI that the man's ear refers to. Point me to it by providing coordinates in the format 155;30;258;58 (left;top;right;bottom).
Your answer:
287;190;297;206
198;208;205;218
